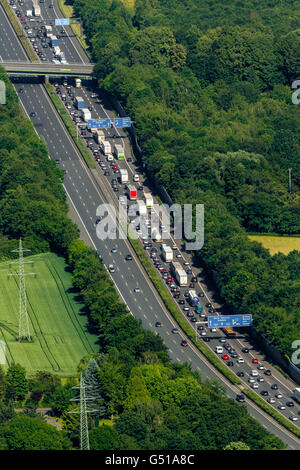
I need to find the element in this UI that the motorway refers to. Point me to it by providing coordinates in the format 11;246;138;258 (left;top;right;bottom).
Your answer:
1;0;300;450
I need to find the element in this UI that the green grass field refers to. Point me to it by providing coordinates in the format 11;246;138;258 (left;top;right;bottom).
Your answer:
0;252;99;376
249;235;300;255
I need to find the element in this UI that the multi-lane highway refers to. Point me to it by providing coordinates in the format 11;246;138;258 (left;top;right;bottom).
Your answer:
1;0;300;449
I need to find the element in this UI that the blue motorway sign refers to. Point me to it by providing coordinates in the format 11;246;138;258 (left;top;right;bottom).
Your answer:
88;118;111;129
208;314;252;328
114;117;131;128
55;18;70;26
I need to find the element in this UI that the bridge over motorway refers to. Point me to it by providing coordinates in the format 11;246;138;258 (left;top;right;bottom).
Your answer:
0;61;94;77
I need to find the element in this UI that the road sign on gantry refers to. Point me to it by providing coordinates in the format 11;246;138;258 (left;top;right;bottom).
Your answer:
208;314;252;328
55;18;70;26
87;118;111;129
114;117;131;128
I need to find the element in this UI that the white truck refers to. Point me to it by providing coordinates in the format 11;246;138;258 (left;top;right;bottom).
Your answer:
32;0;40;16
81;108;91;122
171;261;188;286
46;26;53;37
188;290;199;305
137;200;147;216
26;9;32;16
120;169;128;184
101;140;111;155
144;192;153;208
151;227;161;242
114;144;125;160
293;388;300;403
94;129;105;144
162;244;173;262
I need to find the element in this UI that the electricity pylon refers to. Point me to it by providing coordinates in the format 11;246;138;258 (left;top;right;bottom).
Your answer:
8;239;35;342
69;373;98;450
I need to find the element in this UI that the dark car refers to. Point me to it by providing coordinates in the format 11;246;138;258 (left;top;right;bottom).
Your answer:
186;269;192;275
198;291;204;297
227;361;234;367
125;254;133;261
206;302;212;308
203;337;210;342
236;394;245;403
181;340;188;347
264;370;272;376
261;390;269;396
30;111;36;117
178;299;185;305
242;347;249;353
155;322;162;328
286;401;294;407
271;384;278;390
237;371;244;377
191;277;197;283
172;328;179;334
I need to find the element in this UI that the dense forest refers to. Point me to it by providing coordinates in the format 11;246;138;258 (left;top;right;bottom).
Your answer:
0;72;287;449
72;0;300;360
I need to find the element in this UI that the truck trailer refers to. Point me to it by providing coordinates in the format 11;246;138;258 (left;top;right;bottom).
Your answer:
119;169;129;184
81;108;91;122
144;192;153;208
188;290;199;305
50;35;58;47
128;185;137;201
114;144;125;160
94;129;105;144
137;200;147;216
171;262;188;286
293;388;300;403
162;244;173;262
75;96;85;109
101;140;111;155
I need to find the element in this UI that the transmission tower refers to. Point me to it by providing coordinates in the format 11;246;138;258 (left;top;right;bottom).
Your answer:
8;239;35;342
69;373;98;450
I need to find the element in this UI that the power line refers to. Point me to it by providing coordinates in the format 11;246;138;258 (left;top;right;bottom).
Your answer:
8;239;36;342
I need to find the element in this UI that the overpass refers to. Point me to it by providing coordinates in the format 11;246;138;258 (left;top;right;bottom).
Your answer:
0;61;94;77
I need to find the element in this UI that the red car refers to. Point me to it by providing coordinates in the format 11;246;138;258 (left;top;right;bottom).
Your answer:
161;268;167;273
252;358;259;364
41;25;45;29
112;164;118;169
222;354;230;360
167;276;173;281
20;17;26;21
181;340;188;347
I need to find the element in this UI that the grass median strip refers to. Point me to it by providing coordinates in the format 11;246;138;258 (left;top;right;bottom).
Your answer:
45;83;95;169
127;232;241;385
128;232;300;439
243;388;300;439
0;0;38;63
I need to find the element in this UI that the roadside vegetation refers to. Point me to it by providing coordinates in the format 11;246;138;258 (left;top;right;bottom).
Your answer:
72;0;300;362
0;72;288;449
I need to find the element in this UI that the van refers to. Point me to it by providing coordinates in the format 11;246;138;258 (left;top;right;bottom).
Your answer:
251;370;258;377
215;346;223;354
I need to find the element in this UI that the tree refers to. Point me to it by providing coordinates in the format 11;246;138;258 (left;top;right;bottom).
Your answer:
224;441;250;450
89;425;120;450
0;415;72;450
5;364;28;401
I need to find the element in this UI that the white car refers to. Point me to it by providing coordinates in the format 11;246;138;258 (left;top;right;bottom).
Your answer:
267;397;276;404
289;415;298;422
251;383;259;389
200;331;207;336
215;346;223;354
134;286;140;293
237;357;244;363
248;377;255;383
251;370;258;377
210;328;217;333
108;264;115;273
